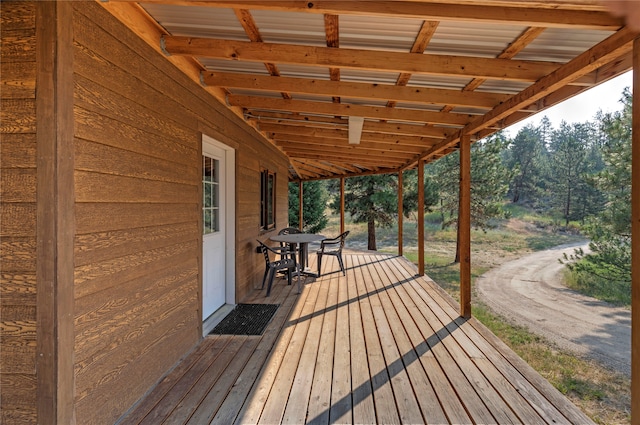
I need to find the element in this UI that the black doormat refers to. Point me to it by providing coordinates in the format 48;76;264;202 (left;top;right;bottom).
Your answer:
210;304;279;336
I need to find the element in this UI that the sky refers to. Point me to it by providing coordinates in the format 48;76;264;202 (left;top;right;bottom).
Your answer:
503;70;633;137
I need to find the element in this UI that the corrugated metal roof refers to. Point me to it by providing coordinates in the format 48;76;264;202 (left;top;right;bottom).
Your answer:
140;4;249;40
426;20;527;58
514;28;615;62
251;9;326;46
132;2;631;181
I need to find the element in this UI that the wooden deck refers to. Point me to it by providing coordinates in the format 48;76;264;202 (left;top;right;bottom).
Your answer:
120;253;594;425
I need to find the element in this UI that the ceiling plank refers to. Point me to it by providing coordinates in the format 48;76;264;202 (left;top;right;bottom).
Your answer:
135;1;623;29
163;36;563;82
229;95;475;125
204;72;511;108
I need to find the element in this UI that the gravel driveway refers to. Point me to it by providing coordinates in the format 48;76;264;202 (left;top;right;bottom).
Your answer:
476;242;631;377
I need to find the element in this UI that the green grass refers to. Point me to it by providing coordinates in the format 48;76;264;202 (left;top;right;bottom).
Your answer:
564;268;631;307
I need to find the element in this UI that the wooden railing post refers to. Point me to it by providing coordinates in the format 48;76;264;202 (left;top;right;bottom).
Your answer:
459;135;472;318
418;161;425;276
298;181;303;230
631;35;639;425
340;177;345;234
398;171;403;256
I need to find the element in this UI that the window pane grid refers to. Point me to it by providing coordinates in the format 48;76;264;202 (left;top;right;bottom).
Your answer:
203;155;220;235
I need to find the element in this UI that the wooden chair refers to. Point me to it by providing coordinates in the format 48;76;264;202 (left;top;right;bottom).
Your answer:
316;231;350;276
257;240;297;296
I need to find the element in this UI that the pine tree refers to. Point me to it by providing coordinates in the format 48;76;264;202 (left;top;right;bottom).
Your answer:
288;180;329;234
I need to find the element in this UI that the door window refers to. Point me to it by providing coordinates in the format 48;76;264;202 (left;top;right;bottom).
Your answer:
203;155;220;234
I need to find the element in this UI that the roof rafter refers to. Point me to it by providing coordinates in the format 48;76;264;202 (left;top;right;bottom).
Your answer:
230;95;475;125
135;1;623;29
163;36;564;82
411;26;636;167
204;72;513;108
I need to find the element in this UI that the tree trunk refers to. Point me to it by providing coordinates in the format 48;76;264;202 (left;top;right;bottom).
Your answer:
367;216;377;251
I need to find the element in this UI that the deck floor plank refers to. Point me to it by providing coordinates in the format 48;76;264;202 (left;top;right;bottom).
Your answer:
185;336;261;425
363;254;424;424
352;255;401;424
369;256;451;424
119;253;595;425
329;257;354;424
211;282;298;425
281;259;333;425
165;336;247;423
345;254;377;425
138;336;232;425
255;277;323;424
306;257;340;425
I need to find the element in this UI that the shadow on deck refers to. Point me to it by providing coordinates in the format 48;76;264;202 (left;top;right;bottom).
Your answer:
120;252;594;424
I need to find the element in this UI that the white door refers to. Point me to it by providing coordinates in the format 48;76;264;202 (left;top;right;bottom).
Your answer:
202;142;226;320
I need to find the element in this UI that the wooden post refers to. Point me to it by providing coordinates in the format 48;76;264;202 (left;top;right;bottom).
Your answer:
35;2;76;423
298;180;303;230
340;177;345;234
398;171;403;256
418;161;425;276
631;35;639;425
459;135;472;318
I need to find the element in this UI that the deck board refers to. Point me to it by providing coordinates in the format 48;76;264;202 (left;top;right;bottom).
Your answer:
120;252;595;425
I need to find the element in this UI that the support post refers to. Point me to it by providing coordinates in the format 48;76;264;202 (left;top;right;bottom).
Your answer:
340;177;345;234
398;171;403;256
36;2;76;423
298;181;303;230
459;135;472;318
418;161;425;276
631;35;639;425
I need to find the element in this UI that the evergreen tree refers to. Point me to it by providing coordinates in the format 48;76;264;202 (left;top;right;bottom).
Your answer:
431;133;513;231
505;124;544;204
430;133;513;261
288;180;329;234
329;172;437;251
569;88;632;283
547;122;594;226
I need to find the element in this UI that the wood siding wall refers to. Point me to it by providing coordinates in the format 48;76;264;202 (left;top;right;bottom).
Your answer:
0;2;38;423
72;3;289;424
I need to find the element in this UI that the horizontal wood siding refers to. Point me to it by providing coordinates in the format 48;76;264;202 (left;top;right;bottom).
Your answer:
72;3;290;424
0;2;38;424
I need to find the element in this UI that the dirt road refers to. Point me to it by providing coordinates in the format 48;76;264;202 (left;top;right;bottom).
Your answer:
476;242;631;377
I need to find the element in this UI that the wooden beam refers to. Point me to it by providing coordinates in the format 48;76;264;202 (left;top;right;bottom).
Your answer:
204;72;511;108
135;1;624;29
228;95;473;125
35;3;75;423
233;8;291;99
298;181;303;230
271;134;429;154
459;136;472;319
463;27;546;93
324;14;340;103
340;177;345;235
409;27;637;168
389;20;439;108
164;36;563;82
417;161;425;276
398;171;403;256
632;34;639;425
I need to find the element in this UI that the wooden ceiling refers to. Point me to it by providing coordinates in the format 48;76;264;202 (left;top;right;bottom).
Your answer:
100;1;636;181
